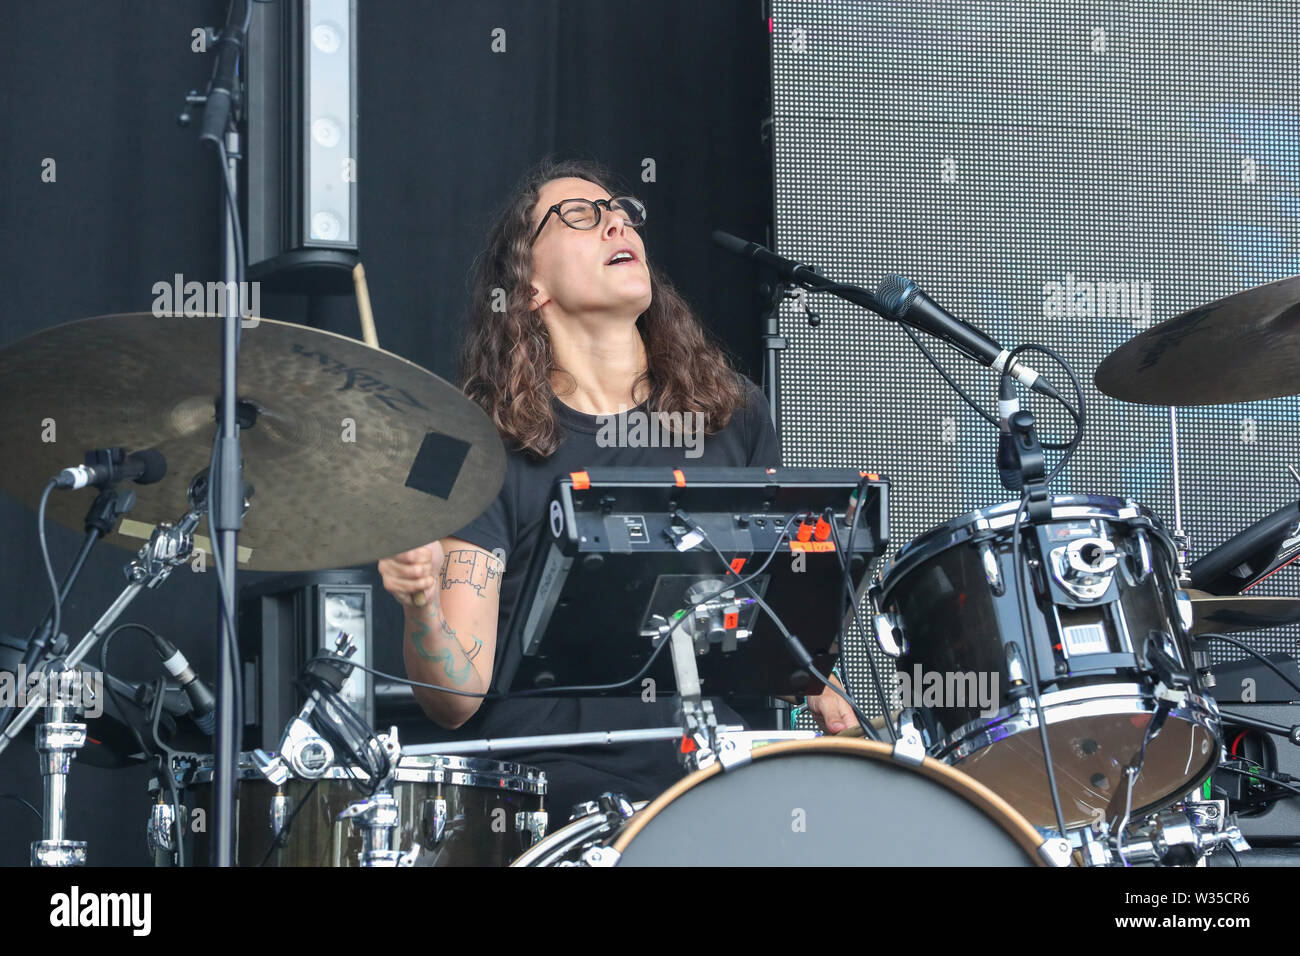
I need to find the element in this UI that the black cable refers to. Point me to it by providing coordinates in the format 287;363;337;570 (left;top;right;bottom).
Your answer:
814;514;895;742
205;432;244;764
1011;492;1070;839
1218;763;1300;799
1196;633;1300;699
1223;842;1242;866
1000;343;1087;483
697;535;880;739
37;480;61;671
99;623;163;761
298;673;391;795
148;678;186;868
258;780;319;868
808;278;1083;452
0;793;42;823
369;513;812;701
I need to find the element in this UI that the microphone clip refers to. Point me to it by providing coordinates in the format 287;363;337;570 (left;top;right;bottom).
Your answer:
1009;409;1052;523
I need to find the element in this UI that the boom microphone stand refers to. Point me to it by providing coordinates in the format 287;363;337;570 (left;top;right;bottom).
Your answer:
180;0;251;867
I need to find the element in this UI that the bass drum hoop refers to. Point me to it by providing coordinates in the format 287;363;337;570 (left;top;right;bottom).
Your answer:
609;738;1049;864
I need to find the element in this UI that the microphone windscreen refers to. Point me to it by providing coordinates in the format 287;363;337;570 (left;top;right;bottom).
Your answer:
711;230;751;255
132;449;168;485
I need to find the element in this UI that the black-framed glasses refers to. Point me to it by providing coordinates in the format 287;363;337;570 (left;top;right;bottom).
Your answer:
531;196;647;244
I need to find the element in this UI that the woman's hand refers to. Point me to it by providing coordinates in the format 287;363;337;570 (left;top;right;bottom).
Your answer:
378;541;444;608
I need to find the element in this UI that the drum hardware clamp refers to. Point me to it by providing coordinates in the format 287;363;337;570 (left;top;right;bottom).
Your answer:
337;726;420;867
2;492;214;867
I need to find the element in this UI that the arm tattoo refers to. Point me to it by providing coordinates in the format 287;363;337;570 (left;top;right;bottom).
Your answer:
408;617;474;686
441;549;504;599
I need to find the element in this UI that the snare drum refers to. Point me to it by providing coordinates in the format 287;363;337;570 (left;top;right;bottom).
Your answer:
513;738;1051;866
148;752;547;866
875;495;1221;829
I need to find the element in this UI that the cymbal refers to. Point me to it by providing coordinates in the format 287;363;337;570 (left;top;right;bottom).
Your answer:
1186;589;1300;634
1094;275;1300;405
0;314;505;571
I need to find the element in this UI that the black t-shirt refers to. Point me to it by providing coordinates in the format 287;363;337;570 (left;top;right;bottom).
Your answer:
427;377;781;814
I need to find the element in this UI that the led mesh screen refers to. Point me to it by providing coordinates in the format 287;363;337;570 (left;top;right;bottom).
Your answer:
772;1;1300;714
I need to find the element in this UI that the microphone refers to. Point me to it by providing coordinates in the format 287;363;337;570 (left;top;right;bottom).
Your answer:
711;231;1062;403
711;230;821;284
151;633;216;735
55;448;167;490
998;376;1023;492
199;1;249;146
874;275;1060;400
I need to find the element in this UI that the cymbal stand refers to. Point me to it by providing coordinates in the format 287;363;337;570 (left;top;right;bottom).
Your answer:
29;661;87;866
1169;405;1192;584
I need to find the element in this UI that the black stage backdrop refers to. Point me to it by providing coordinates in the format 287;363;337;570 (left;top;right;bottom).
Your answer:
0;0;771;866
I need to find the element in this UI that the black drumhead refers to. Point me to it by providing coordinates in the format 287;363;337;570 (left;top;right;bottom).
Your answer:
618;751;1037;866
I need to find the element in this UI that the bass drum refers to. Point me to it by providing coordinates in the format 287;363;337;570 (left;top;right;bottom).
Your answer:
514;739;1053;866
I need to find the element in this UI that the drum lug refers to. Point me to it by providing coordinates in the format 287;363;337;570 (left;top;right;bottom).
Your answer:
1005;642;1028;690
515;809;549;848
1037;837;1073;867
1173;589;1194;635
581;845;621;867
269;788;289;839
979;542;1004;596
146;798;177;855
873;611;906;657
1131;528;1154;582
891;709;926;766
422;797;448;845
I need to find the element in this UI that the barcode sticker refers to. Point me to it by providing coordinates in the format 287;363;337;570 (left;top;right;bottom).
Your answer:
1063;623;1108;656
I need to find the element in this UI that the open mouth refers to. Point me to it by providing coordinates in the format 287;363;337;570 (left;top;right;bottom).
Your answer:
605;250;638;266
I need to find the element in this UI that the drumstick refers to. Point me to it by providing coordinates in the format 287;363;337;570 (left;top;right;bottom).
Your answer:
352;262;380;349
355;260;421;602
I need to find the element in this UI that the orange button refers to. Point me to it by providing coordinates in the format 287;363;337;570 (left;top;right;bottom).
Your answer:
570;471;590;490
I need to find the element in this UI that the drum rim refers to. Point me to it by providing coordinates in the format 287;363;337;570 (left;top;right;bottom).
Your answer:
607;737;1051;865
172;752;548;795
878;494;1165;600
938;686;1221;823
938;683;1221;755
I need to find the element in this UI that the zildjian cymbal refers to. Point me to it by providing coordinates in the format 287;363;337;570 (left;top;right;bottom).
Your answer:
0;313;504;571
1185;589;1300;634
1094;275;1300;405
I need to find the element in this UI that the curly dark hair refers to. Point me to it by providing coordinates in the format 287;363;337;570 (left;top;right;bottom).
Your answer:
459;158;748;459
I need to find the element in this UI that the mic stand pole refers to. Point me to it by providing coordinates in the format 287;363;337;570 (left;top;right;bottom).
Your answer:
760;280;787;430
185;0;250;868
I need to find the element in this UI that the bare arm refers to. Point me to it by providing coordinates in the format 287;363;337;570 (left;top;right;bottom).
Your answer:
380;537;504;729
